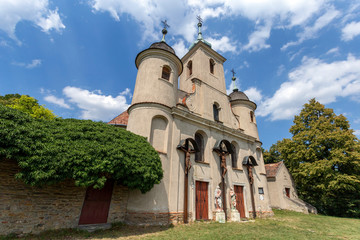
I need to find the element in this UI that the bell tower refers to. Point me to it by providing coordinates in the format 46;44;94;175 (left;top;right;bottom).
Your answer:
127;22;183;136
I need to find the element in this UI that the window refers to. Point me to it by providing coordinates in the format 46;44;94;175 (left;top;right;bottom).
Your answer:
187;61;192;76
213;103;219;122
161;65;171;80
250;111;254;122
195;132;204;162
285;188;290;198
231;143;238;168
258;187;264;194
209;59;215;74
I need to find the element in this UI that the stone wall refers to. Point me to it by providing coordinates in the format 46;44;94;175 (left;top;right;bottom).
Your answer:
125;211;187;225
0;159;128;236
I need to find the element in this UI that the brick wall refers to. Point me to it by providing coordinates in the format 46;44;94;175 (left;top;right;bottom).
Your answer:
0;159;128;236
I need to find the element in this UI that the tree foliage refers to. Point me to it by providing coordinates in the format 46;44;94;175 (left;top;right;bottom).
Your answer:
4;95;56;120
0;93;21;106
265;99;360;217
0;105;163;193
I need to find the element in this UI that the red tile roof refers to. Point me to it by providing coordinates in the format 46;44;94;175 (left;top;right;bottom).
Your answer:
108;111;128;125
265;161;283;178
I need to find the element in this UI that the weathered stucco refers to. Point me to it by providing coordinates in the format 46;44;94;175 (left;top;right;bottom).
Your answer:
266;162;316;214
125;40;273;224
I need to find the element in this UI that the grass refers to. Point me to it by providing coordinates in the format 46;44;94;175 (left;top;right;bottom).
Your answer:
2;210;360;240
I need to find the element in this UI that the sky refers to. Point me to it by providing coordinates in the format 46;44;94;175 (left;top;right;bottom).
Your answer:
1;0;360;150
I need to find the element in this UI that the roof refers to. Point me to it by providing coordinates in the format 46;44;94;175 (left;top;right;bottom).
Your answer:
108;111;128;126
229;89;249;101
149;41;176;55
265;161;283;178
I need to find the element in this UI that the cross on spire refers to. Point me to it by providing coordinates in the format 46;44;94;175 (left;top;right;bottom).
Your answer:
161;20;170;42
161;20;170;30
197;15;203;25
231;68;238;91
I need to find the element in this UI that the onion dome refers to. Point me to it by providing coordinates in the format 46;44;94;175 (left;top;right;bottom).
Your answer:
229;89;249;101
149;41;176;55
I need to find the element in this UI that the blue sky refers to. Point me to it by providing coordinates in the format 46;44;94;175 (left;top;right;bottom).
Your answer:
1;0;360;149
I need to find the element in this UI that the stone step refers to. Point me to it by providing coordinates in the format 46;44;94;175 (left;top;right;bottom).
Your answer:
77;223;111;232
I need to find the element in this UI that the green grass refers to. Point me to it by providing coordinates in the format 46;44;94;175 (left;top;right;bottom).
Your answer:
2;210;360;240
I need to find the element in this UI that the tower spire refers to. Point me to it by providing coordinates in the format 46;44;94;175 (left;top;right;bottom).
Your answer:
161;20;170;42
189;16;212;49
231;69;238;91
196;15;203;41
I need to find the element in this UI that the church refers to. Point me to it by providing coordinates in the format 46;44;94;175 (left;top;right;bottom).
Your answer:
109;19;273;224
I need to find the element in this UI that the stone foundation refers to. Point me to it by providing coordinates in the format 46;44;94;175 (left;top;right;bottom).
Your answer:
248;210;274;218
125;211;189;225
0;159;128;236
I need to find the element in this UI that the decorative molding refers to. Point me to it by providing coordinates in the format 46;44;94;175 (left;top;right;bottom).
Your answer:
171;107;257;143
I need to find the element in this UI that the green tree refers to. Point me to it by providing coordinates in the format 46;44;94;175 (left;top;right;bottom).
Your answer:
0;93;21;106
0;105;163;193
263;144;281;164
274;99;360;217
5;95;56;120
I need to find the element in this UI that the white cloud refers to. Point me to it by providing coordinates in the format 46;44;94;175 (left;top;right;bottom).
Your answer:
258;54;360;120
12;59;42;69
90;0;330;50
282;8;339;50
91;0;196;43
354;130;360;138
172;40;188;58
27;59;42;69
239;61;249;69
244;87;263;103
326;47;339;55
342;21;360;41
207;36;237;53
243;21;271;52
277;64;286;76
44;95;71;109
63;86;130;121
0;0;65;42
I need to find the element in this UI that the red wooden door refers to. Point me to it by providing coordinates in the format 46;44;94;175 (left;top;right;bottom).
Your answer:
79;180;114;225
234;185;246;218
285;188;290;198
196;181;208;220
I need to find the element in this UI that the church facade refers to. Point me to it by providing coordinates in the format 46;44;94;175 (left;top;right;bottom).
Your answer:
110;21;273;224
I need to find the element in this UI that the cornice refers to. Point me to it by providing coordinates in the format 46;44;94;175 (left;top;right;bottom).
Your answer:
182;41;226;64
171;106;257;143
135;48;183;75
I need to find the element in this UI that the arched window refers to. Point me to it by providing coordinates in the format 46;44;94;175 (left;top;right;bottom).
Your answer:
250;111;254;122
213;103;219;122
161;65;171;80
195;132;204;162
209;59;215;74
150;116;168;152
187;61;192;76
231;143;238;168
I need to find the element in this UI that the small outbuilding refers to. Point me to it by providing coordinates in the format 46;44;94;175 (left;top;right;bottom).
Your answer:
265;161;317;214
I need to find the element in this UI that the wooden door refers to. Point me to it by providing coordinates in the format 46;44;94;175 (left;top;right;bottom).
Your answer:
79;180;114;225
285;188;290;198
196;181;208;220
234;185;246;218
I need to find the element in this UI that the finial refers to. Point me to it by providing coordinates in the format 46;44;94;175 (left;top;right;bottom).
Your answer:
231;69;238;91
197;15;203;27
161;20;170;42
196;15;203;41
189;15;212;49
